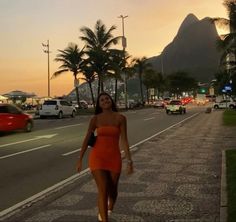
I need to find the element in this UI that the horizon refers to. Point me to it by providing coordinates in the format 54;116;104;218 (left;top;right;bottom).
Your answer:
0;0;228;97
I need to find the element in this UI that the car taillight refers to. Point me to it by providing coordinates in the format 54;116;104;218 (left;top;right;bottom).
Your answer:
55;105;59;110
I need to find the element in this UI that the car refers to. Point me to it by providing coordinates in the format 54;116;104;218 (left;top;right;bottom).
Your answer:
72;100;88;109
0;103;34;132
213;99;236;109
153;99;165;108
39;99;76;119
165;100;186;114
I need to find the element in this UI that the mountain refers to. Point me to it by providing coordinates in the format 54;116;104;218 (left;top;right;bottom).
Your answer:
148;14;221;82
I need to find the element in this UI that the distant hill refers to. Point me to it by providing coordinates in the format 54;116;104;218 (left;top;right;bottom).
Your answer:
148;13;221;82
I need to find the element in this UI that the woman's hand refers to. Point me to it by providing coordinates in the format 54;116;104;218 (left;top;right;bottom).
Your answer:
76;160;83;173
126;162;134;175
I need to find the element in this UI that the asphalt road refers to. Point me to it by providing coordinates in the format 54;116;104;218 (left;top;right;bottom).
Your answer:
0;105;204;212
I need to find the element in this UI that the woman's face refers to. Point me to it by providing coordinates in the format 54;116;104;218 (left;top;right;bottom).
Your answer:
99;94;112;110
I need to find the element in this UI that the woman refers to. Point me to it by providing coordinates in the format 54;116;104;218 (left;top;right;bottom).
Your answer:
77;92;133;222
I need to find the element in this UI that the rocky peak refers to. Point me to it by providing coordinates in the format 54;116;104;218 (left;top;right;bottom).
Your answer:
177;13;199;34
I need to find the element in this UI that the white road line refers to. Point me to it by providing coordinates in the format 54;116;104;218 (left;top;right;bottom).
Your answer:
0;134;57;148
144;117;155;121
54;123;82;130
0;145;51;160
62;148;81;156
130;112;199;149
150;112;161;115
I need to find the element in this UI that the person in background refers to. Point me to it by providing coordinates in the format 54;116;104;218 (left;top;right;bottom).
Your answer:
77;92;133;222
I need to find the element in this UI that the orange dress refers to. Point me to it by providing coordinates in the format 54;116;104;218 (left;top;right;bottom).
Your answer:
89;126;122;173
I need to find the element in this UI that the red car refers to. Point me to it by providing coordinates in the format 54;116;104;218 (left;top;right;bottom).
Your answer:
0;104;34;132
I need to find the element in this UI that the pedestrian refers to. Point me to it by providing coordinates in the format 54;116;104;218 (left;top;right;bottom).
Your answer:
77;92;133;222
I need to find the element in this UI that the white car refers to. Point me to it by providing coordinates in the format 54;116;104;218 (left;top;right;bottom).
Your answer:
165;100;186;114
39;99;76;119
213;99;236;109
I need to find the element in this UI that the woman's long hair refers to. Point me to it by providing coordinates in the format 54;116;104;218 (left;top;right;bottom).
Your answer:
95;92;118;114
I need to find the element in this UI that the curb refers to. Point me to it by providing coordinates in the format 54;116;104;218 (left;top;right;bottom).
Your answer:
220;150;228;222
0;169;90;221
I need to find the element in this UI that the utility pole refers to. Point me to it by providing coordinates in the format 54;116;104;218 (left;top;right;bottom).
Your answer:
42;40;51;98
118;15;128;109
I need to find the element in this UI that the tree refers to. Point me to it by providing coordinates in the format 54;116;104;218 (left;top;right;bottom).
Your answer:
109;49;125;103
133;57;152;103
213;1;236;66
52;43;84;108
143;69;165;102
166;72;198;98
79;61;97;107
213;0;236;94
80;20;120;95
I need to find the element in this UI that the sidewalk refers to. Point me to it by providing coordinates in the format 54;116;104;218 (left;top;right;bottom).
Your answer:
3;110;236;222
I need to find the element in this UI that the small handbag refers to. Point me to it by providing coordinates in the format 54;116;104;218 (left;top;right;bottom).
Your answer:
87;132;97;147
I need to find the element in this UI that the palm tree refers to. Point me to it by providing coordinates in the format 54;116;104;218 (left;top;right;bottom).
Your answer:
52;43;84;109
79;20;121;94
213;0;236;69
212;0;236;95
80;61;97;107
143;69;165;102
133;57;152;104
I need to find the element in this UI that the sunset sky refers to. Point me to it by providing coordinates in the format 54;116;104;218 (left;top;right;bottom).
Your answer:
0;0;228;97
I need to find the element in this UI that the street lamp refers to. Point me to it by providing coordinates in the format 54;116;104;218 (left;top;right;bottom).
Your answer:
118;15;128;109
42;40;51;98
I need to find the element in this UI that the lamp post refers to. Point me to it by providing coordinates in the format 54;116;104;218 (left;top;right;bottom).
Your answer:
118;15;128;109
42;40;51;98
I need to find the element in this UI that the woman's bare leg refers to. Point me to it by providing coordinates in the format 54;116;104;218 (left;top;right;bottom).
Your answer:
107;171;120;211
92;170;109;222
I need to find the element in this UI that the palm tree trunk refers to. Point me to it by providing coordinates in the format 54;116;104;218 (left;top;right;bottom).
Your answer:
146;87;149;104
97;78;100;96
114;79;118;103
75;86;81;110
88;82;95;108
101;79;104;92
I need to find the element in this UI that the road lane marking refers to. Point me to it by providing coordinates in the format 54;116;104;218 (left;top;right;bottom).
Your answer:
54;123;82;130
0;134;57;148
150;112;161;115
62;148;81;156
130;113;199;149
0;144;52;160
144;117;155;121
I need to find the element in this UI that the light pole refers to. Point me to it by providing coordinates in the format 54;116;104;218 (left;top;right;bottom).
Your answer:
118;15;128;109
42;40;51;98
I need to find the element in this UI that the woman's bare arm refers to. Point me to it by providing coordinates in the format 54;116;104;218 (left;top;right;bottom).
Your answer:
120;114;133;174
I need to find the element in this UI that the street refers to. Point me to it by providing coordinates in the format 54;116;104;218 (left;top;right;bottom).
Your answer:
0;105;204;212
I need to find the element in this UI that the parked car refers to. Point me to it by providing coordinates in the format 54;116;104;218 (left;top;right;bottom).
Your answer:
213;99;236;109
72;100;88;109
0;104;33;132
153;99;165;108
127;100;144;109
39;99;76;119
165;100;186;114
